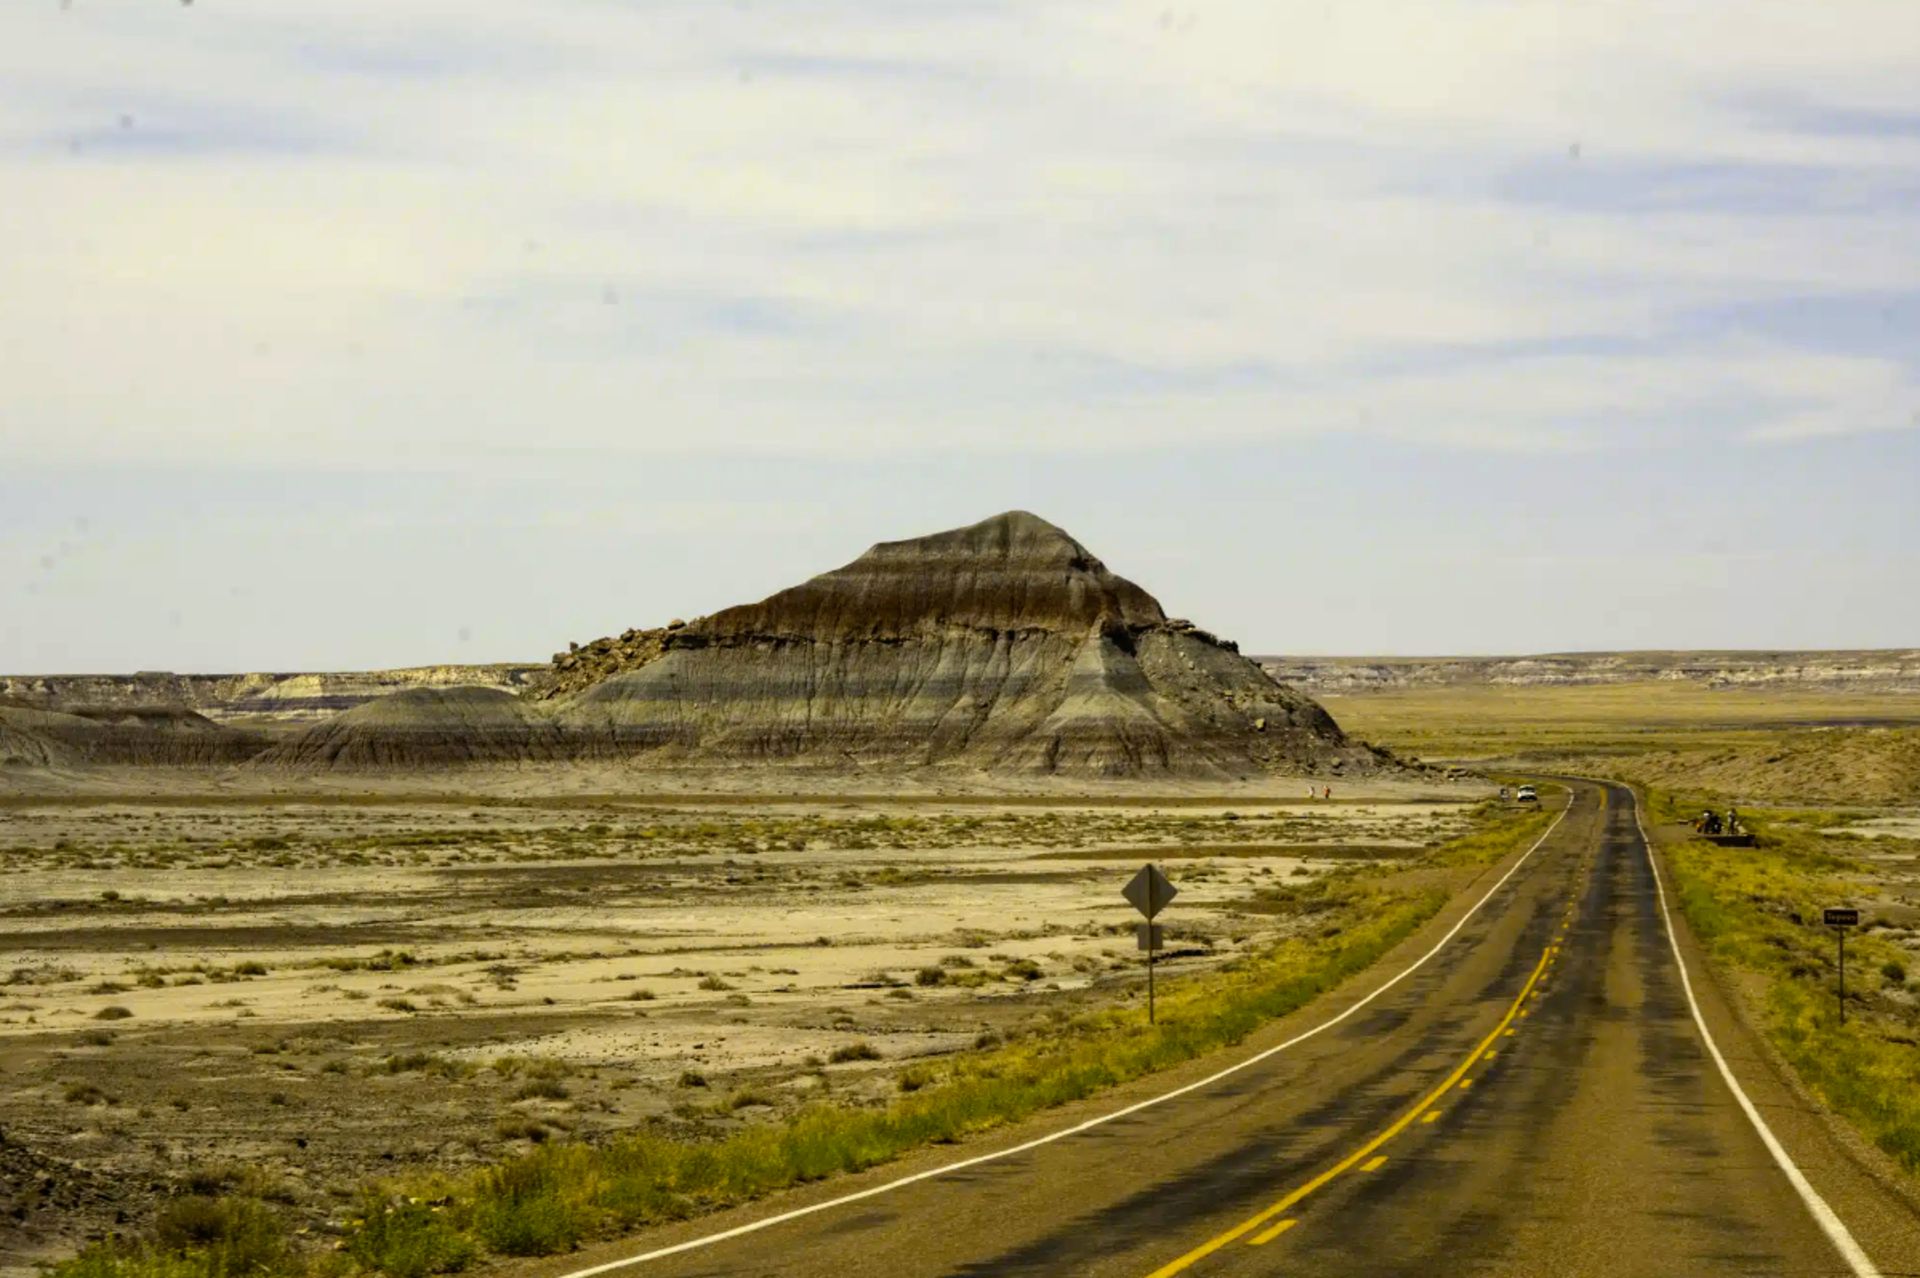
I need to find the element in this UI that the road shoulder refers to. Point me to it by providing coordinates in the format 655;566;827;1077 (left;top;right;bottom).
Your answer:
1639;802;1920;1274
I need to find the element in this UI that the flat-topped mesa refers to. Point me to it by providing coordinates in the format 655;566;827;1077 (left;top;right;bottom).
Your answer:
697;511;1167;643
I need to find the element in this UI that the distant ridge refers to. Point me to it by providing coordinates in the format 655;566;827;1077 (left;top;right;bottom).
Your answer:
1259;650;1920;694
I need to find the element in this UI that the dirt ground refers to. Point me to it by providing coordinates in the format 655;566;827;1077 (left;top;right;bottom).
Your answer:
0;776;1481;1275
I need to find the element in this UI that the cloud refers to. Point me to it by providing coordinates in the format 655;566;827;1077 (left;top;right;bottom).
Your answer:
1;0;1918;471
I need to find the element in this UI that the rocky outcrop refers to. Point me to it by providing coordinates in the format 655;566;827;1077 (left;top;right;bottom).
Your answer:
528;629;675;703
253;687;563;769
548;511;1371;778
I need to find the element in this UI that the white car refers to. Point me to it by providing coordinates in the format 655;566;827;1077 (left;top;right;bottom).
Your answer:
1515;785;1539;803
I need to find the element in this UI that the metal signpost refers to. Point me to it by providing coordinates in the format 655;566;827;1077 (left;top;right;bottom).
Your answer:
1824;907;1860;1025
1123;863;1177;1023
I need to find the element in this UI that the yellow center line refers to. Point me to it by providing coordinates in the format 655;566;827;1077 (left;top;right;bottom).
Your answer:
1360;1155;1389;1172
1246;1218;1298;1247
1421;1111;1441;1124
1141;945;1555;1278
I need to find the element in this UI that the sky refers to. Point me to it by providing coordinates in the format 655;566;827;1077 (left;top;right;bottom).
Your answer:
2;1;1917;672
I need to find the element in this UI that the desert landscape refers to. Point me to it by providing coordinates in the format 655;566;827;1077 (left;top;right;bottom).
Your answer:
3;511;1496;1274
13;7;1920;1272
5;512;1918;1278
0;786;1498;1272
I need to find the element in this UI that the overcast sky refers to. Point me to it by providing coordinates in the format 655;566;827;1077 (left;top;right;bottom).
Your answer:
3;2;1917;672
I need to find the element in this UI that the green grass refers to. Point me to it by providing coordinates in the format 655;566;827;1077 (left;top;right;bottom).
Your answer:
1648;790;1920;1174
52;805;1552;1278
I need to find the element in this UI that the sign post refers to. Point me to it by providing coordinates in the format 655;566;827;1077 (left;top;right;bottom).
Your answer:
1824;907;1860;1025
1123;863;1177;1024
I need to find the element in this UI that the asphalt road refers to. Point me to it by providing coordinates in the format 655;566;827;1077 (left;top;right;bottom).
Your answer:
541;782;1920;1278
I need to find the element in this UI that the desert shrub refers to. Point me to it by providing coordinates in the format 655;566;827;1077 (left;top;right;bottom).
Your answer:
178;1165;237;1196
494;1117;549;1143
383;1053;469;1079
913;967;946;987
676;1070;708;1088
94;1005;134;1020
63;1082;109;1106
1881;960;1907;986
726;1087;776;1111
828;1042;881;1064
513;1077;568;1102
348;1193;476;1278
696;975;734;991
150;1196;288;1276
469;1158;585;1255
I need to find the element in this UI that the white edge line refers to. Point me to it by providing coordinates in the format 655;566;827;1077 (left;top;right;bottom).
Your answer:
1631;786;1880;1278
556;797;1573;1278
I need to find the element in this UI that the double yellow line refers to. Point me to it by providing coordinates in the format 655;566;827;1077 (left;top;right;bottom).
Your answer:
1145;943;1557;1277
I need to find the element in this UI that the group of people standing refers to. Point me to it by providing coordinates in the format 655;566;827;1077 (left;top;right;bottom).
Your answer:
1697;807;1742;836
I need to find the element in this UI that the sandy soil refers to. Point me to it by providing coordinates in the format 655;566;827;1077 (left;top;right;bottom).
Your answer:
0;779;1482;1274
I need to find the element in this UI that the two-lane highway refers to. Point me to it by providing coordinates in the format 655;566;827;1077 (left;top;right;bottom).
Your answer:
536;783;1918;1278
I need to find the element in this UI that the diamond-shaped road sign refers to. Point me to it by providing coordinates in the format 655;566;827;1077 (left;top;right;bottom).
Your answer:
1123;863;1177;920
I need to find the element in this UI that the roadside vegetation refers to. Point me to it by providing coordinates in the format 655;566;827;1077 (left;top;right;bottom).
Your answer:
1643;791;1920;1175
48;802;1554;1278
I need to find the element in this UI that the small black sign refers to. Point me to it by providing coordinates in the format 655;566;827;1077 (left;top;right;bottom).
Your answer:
1824;907;1860;928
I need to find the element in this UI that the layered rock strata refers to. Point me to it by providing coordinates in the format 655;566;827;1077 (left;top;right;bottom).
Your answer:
252;687;563;769
545;511;1370;777
0;704;267;768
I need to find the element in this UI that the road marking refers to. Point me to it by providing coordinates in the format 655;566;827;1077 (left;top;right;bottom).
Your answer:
1142;946;1555;1277
1247;1219;1297;1246
1631;789;1881;1278
1421;1111;1441;1124
1458;1078;1474;1090
1360;1156;1388;1172
550;799;1573;1278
